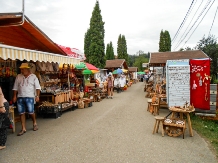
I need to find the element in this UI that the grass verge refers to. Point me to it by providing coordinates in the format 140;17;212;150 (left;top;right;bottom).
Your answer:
191;114;218;157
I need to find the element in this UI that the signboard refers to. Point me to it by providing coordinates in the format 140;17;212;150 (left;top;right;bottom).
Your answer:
142;63;148;68
166;60;190;107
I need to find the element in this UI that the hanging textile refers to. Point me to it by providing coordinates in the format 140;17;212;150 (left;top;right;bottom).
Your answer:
190;59;210;110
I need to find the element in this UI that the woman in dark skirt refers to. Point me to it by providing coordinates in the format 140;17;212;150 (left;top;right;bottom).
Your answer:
0;86;9;150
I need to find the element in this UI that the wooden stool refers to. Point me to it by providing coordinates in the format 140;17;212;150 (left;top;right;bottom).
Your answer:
147;99;152;112
153;116;165;136
151;103;159;115
151;94;159;116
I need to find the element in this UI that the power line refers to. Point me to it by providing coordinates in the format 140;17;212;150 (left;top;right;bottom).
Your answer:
208;4;218;37
173;0;203;49
173;0;212;50
171;0;195;43
181;0;216;49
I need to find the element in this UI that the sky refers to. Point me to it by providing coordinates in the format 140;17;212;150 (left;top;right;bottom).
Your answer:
0;0;218;55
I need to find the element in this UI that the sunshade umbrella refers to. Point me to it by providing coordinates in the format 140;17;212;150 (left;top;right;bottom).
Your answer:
137;71;145;75
122;69;128;73
91;70;100;74
82;69;93;75
112;70;118;74
75;62;86;69
85;63;99;70
116;68;123;74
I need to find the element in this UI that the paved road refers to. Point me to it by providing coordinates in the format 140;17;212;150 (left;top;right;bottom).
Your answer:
1;82;217;163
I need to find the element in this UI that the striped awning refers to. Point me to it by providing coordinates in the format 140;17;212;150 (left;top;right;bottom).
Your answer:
0;44;80;65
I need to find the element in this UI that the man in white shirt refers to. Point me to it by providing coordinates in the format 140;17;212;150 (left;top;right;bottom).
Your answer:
114;76;121;93
12;63;41;136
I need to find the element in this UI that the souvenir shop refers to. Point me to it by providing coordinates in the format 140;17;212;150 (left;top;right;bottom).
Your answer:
0;44;92;121
145;50;217;138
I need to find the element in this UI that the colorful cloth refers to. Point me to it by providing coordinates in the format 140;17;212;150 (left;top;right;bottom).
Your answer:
190;59;210;110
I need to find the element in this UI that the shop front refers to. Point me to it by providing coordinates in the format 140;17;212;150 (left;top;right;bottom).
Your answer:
0;44;84;131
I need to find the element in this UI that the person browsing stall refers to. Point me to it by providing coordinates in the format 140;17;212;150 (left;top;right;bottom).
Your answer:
0;86;10;150
12;63;41;136
107;72;114;99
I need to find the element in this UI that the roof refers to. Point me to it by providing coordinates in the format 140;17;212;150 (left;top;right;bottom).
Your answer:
149;50;209;66
0;15;66;55
128;67;138;72
105;59;128;69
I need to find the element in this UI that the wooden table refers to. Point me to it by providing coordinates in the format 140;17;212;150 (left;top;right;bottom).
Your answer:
158;94;167;109
168;107;195;137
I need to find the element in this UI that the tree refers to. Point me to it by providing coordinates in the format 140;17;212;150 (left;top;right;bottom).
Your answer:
84;28;91;62
179;46;192;51
117;34;122;58
84;0;105;68
133;55;149;71
117;34;129;64
109;41;115;60
164;30;171;51
105;43;110;60
105;41;115;60
159;30;164;52
159;30;171;52
195;35;218;79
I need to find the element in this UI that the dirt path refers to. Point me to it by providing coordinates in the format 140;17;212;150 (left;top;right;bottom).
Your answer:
1;82;217;163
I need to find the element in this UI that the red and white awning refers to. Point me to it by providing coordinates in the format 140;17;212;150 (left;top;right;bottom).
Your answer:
57;45;86;61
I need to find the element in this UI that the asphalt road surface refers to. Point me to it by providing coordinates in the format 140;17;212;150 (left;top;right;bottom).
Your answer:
1;82;217;163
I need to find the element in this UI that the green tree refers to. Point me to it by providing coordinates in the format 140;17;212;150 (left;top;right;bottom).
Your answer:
84;0;105;68
117;34;122;58
159;30;165;52
84;28;91;62
195;35;218;79
109;41;115;60
105;41;115;60
133;55;149;71
117;34;128;64
159;30;171;52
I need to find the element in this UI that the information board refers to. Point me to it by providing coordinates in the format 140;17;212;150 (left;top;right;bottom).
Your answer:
166;60;190;107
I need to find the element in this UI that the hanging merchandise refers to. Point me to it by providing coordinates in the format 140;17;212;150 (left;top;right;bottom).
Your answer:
190;59;210;110
0;59;17;77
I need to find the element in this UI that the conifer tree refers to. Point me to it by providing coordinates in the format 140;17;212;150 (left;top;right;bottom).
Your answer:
84;0;105;68
164;30;171;51
105;43;110;60
84;28;91;62
117;34;128;64
109;41;115;60
159;30;165;52
117;34;122;59
159;30;171;52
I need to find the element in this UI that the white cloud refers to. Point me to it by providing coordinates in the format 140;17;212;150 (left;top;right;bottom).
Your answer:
0;0;217;55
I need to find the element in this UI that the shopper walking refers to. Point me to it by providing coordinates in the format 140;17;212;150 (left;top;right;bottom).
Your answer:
107;73;114;99
12;63;41;136
0;86;9;150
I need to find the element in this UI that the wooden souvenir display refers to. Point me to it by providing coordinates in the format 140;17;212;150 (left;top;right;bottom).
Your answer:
38;101;61;118
163;103;195;138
